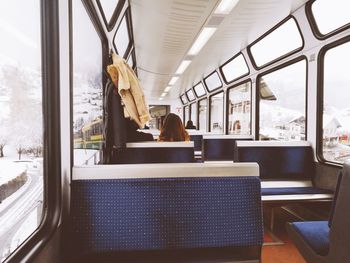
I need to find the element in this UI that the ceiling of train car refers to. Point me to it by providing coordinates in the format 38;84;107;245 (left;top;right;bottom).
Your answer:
130;0;309;101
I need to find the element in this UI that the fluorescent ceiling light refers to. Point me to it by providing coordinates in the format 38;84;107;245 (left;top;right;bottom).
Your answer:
214;0;239;15
161;92;167;97
159;97;163;101
164;86;172;92
175;60;192;75
188;27;217;55
169;76;179;85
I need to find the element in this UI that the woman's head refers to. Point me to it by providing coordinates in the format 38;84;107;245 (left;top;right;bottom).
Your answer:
159;113;189;141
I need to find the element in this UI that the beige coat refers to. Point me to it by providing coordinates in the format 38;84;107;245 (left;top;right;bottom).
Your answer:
107;53;150;128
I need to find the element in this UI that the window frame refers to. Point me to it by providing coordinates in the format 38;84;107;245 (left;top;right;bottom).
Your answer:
198;97;208;132
226;79;253;135
247;16;305;70
189;102;197;129
4;0;61;262
183;105;190;124
203;70;223;93
316;35;350;167
208;90;225;133
219;52;250;84
193;81;207;98
180;94;188;105
186;89;196;102
255;56;308;141
96;0;126;32
306;0;350;40
112;8;133;59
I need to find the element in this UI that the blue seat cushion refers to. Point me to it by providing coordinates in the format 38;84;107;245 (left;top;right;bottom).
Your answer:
261;187;332;196
291;221;329;256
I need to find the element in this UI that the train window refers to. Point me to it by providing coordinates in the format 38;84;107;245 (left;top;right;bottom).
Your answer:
193;82;206;98
180;94;188;105
96;0;120;26
190;103;197;127
73;0;103;165
0;0;43;260
227;81;252;135
127;49;135;68
198;98;208;131
204;71;222;92
209;92;224;134
310;0;350;37
321;40;350;164
220;53;249;83
249;17;303;68
184;105;190;124
186;89;195;102
258;58;307;141
113;14;130;58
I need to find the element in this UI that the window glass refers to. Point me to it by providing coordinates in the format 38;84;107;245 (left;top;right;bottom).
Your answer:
0;0;43;261
259;59;306;141
227;82;251;135
193;82;206;97
198;99;208;131
204;71;222;92
113;15;130;58
311;0;350;35
149;105;169;130
184;106;190;124
322;41;350;163
98;0;120;24
190;103;197;128
186;89;195;102
180;94;188;105
221;54;249;83
250;18;303;67
210;92;224;134
73;0;103;165
127;52;134;68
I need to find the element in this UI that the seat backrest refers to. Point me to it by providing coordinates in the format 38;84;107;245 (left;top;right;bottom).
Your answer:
189;134;203;151
202;135;253;161
113;142;194;164
71;163;263;261
234;141;314;180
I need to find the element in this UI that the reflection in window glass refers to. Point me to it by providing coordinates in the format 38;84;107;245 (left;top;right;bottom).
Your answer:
149;105;169;130
221;54;249;83
227;82;251;135
190;103;197;128
180;94;188;105
98;0;120;24
198;99;208;131
210;92;224;134
204;71;222;91
114;15;130;58
250;18;303;67
259;59;306;141
0;0;43;261
322;41;350;163
73;0;103;165
186;89;195;102
312;0;350;35
184;106;190;124
193;82;206;97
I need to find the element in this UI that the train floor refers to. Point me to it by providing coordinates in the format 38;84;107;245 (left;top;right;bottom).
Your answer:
261;202;331;263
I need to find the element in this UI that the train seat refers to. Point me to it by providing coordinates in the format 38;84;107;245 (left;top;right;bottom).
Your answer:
234;141;333;201
69;163;263;262
286;161;350;263
202;135;253;161
112;141;194;164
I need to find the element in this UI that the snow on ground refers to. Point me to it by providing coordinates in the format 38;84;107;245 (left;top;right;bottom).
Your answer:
0;159;26;186
74;149;100;165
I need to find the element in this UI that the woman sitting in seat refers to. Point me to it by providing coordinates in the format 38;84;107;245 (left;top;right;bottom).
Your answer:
158;113;190;142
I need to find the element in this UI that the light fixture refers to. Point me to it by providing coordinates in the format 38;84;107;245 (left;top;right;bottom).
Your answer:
159;97;163;101
175;60;192;75
214;0;239;15
164;86;172;92
169;76;179;85
188;27;217;56
161;92;167;97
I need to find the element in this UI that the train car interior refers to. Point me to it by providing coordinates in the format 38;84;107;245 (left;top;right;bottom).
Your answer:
0;0;350;262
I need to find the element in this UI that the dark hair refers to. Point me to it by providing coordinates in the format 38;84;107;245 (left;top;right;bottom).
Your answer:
185;120;195;129
159;113;189;142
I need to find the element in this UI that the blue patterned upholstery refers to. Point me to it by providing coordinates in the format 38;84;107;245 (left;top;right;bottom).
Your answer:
262;187;332;196
71;177;263;256
290;221;329;256
190;135;203;151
